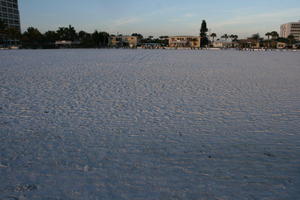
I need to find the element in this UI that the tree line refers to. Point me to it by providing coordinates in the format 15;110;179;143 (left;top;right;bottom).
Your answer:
0;21;110;48
1;19;298;49
0;20;170;48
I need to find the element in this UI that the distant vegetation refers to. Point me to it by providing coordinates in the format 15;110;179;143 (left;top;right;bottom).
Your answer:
0;20;170;49
0;19;298;49
1;21;110;49
21;25;110;49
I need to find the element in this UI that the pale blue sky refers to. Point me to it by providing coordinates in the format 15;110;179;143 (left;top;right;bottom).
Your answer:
19;0;300;38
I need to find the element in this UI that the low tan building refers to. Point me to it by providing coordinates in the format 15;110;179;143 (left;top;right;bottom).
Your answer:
168;36;200;48
277;42;287;49
293;43;300;49
238;39;260;49
212;41;238;48
109;36;138;48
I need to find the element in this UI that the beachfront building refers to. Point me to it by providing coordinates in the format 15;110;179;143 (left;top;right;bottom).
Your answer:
109;35;138;48
0;0;20;31
293;42;300;49
237;39;260;49
276;42;287;49
280;21;300;41
0;0;20;47
261;40;284;49
168;36;200;48
212;40;238;48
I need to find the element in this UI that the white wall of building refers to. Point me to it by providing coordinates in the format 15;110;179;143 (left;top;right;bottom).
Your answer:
280;21;300;41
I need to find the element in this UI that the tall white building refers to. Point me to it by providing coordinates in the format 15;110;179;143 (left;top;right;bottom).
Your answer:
280;21;300;41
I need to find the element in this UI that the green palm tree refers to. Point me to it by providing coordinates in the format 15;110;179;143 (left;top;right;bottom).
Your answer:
57;25;77;41
210;33;217;42
233;35;238;41
265;32;272;48
271;31;279;40
229;34;235;41
221;34;229;41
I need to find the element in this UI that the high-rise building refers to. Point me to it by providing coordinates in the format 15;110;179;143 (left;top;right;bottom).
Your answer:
280;21;300;41
0;0;21;31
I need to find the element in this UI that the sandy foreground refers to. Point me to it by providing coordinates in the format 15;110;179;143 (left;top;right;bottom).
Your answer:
0;49;299;200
